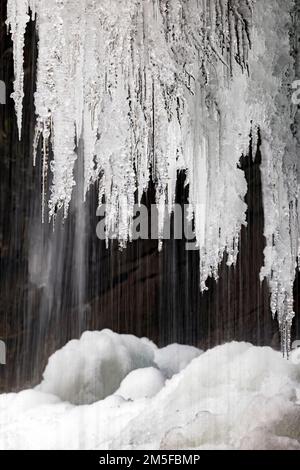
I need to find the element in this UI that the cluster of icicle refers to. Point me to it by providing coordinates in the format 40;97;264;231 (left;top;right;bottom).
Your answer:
6;0;300;355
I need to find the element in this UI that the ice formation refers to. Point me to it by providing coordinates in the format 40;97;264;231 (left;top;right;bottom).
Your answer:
37;329;156;404
154;343;203;378
6;0;300;353
0;331;300;450
36;330;203;404
115;367;166;400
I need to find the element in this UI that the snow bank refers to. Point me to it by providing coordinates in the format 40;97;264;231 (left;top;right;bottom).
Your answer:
37;329;155;404
0;332;300;450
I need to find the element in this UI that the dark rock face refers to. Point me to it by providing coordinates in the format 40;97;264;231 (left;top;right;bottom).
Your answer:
0;0;299;392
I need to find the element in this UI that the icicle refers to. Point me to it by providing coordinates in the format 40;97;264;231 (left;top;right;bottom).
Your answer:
251;0;298;354
6;0;30;139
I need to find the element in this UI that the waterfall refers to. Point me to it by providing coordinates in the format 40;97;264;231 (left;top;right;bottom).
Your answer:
6;0;300;355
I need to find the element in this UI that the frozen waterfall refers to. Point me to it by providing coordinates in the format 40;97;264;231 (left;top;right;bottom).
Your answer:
6;0;300;354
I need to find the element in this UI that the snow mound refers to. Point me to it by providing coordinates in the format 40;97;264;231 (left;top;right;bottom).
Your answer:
37;329;155;404
154;343;203;378
0;334;300;450
112;342;300;450
115;367;165;400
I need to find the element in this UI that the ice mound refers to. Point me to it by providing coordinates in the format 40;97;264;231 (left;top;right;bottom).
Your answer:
115;367;165;400
110;342;300;450
0;334;299;450
37;329;155;404
154;344;203;378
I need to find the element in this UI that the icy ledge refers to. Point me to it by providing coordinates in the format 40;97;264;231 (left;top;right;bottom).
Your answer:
6;0;300;353
0;330;300;450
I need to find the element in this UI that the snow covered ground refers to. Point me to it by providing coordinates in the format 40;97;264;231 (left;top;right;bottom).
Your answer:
0;329;300;450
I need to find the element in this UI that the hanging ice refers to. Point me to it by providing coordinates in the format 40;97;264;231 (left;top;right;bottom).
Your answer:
6;0;300;355
6;0;31;137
